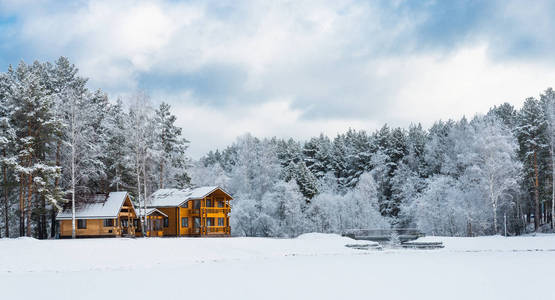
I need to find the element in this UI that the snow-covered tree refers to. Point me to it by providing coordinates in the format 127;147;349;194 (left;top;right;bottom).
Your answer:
262;180;306;237
153;102;190;189
469;116;522;234
302;134;332;179
9;61;62;237
344;172;389;230
0;71;16;237
517;98;548;231
540;88;555;229
60;87;105;238
104;98;133;192
414;175;459;235
127;92;153;234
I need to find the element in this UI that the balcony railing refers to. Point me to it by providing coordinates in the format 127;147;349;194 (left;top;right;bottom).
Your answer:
183;226;229;235
188;208;230;215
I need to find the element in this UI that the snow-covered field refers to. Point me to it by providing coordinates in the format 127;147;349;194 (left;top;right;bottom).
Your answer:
1;233;554;300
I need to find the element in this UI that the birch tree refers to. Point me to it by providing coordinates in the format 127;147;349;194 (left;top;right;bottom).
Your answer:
471;116;521;234
128;92;153;235
60;88;104;238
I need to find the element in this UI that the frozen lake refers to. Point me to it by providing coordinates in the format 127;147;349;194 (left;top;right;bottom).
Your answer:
1;234;554;300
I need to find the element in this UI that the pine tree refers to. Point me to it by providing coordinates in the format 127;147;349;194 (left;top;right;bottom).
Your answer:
105;98;133;192
10;61;60;237
294;161;318;200
405;123;427;176
153;102;190;189
331;134;349;190
0;70;16;237
540;88;555;229
517;97;548;231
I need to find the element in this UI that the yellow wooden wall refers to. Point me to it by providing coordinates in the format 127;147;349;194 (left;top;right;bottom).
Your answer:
158;207;179;236
60;219;119;237
59;194;136;238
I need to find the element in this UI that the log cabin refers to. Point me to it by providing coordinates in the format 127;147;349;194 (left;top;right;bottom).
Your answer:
147;186;232;237
56;192;137;238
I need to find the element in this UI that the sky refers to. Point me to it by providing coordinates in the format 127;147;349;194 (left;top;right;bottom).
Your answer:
1;0;555;158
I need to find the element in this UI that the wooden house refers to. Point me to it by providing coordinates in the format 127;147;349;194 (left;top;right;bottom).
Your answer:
56;192;137;238
134;208;167;237
147;186;232;237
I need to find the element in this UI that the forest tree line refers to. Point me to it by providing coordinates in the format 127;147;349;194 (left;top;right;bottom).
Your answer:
192;91;555;237
1;57;555;239
0;58;189;238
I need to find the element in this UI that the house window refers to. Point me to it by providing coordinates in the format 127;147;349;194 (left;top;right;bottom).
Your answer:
206;199;213;207
193;217;201;228
217;200;224;208
218;218;225;226
163;218;169;228
207;218;215;227
103;219;114;227
77;219;87;229
121;219;128;227
182;217;188;228
193;200;200;209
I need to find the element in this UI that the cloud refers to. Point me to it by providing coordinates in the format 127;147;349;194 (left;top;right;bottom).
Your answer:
1;0;555;157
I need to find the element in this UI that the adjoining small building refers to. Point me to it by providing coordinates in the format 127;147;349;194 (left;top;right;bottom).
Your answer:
148;186;232;237
134;208;167;237
56;192;137;238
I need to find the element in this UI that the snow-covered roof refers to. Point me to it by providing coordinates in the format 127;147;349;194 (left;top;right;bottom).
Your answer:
136;208;168;218
56;192;134;220
147;186;232;208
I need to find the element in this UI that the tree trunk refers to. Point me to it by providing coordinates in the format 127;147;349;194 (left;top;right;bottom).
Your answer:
143;159;148;237
50;208;57;238
71;157;75;239
534;150;540;231
26;173;33;237
136;152;143;236
71;105;76;240
552;142;555;230
504;214;507;236
490;176;497;234
466;218;473;237
51;140;61;238
18;178;24;237
39;194;46;239
159;161;164;189
2;149;9;238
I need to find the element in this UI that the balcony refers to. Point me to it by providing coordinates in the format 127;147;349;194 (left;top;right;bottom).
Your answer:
188;207;230;215
183;226;230;235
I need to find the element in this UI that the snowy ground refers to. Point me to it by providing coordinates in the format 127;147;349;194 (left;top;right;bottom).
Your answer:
1;233;554;300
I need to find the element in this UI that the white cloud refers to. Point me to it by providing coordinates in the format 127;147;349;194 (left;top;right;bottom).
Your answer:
172;98;380;157
2;0;555;157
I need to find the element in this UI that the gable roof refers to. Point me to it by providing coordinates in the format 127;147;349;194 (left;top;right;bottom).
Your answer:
147;186;232;208
136;208;168;218
56;192;134;220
